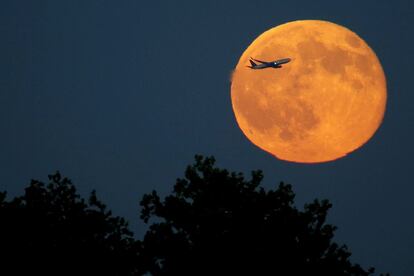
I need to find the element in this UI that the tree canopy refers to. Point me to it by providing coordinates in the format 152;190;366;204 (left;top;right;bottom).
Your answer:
0;172;141;275
139;155;383;276
0;156;388;275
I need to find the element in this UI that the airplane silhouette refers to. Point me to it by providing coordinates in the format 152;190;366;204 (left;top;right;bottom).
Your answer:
248;57;291;69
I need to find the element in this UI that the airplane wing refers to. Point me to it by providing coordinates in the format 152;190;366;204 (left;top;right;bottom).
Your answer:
251;57;269;64
249;59;257;67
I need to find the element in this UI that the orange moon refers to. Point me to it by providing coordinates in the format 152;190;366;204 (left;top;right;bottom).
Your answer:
231;20;387;163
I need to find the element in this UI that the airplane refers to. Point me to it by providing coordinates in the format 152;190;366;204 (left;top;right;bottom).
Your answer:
247;57;291;69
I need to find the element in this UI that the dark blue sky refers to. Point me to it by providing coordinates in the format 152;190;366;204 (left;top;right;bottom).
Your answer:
0;1;412;274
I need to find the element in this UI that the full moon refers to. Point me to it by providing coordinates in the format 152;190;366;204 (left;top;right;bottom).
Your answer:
231;20;386;163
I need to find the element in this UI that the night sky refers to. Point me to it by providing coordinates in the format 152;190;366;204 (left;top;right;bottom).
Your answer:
0;1;413;274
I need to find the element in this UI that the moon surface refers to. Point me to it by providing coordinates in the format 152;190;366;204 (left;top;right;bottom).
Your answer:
231;20;387;163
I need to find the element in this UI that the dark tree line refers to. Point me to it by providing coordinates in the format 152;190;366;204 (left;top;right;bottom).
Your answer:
0;172;141;275
0;155;389;275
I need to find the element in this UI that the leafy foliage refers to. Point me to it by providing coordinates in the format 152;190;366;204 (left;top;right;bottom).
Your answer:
0;172;142;275
139;155;382;275
0;156;389;275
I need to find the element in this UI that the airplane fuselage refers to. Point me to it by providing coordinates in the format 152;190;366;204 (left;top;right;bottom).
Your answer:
249;63;282;69
248;57;291;69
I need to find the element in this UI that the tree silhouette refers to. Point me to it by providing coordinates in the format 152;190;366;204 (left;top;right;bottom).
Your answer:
139;155;387;276
0;157;390;275
0;172;142;276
